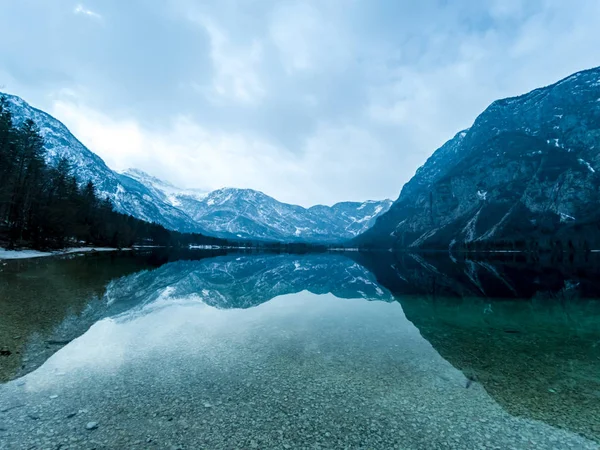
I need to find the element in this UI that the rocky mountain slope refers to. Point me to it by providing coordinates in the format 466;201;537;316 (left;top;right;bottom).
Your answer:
356;67;600;250
2;92;390;242
124;169;391;242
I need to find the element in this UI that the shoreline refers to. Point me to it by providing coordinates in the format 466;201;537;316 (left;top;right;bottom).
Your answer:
0;247;130;261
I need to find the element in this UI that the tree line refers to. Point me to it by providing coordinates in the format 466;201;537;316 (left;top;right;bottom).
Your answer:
0;96;228;250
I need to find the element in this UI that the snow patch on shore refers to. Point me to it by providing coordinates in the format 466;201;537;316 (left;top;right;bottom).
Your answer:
0;247;126;260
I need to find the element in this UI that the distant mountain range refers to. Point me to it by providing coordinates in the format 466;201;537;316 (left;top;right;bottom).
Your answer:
357;66;600;250
123;169;392;242
2;93;391;242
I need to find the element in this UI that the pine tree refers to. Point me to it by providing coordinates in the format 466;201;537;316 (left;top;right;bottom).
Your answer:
6;120;46;243
0;96;16;224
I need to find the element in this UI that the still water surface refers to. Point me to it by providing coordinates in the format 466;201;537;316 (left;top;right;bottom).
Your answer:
0;250;599;449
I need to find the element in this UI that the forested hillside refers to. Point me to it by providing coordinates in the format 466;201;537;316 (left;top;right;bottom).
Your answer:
0;96;226;250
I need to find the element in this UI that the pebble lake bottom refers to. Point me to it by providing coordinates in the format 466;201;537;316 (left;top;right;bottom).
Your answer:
0;251;598;449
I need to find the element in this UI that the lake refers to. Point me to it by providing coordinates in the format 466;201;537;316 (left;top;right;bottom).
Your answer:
0;250;599;449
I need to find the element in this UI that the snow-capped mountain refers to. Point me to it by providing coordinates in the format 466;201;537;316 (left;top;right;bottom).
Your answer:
2;93;202;233
356;66;600;250
1;92;391;242
124;169;392;242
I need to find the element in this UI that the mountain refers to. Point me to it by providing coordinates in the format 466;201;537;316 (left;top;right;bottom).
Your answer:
124;168;392;242
1;93;202;233
356;67;600;250
1;92;391;242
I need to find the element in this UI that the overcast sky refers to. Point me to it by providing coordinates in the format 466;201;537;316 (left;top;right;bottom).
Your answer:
1;0;600;206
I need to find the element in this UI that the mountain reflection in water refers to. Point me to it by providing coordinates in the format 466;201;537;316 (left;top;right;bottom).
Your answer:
0;250;599;447
351;251;600;442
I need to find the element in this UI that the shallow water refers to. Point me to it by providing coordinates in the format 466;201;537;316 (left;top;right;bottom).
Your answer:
0;251;599;449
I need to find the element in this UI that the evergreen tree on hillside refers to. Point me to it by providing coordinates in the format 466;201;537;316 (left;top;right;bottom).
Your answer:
0;95;228;250
0;97;16;220
7;119;46;242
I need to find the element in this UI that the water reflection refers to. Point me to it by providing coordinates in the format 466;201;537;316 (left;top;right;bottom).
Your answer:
0;250;599;448
0;252;390;383
0;252;164;382
104;253;392;317
351;251;600;300
353;251;600;442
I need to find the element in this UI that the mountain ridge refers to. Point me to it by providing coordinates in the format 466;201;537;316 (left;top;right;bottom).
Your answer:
1;93;204;233
123;168;392;242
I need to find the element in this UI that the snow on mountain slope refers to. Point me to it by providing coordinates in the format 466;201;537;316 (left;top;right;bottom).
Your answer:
2;93;202;233
124;169;392;242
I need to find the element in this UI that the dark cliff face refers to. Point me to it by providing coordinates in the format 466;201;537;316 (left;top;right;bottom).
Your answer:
357;67;600;249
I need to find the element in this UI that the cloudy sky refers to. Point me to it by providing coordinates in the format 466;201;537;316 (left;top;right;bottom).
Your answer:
1;0;600;206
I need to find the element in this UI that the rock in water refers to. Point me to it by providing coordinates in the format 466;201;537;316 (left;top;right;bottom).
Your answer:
85;421;99;430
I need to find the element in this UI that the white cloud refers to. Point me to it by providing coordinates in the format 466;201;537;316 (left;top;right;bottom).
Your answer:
269;2;350;74
74;4;102;20
4;0;600;207
187;17;265;104
363;0;600;161
488;0;527;20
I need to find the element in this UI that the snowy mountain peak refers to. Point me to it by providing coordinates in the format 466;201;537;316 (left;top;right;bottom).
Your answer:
123;168;177;189
122;168;209;205
123;171;392;242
